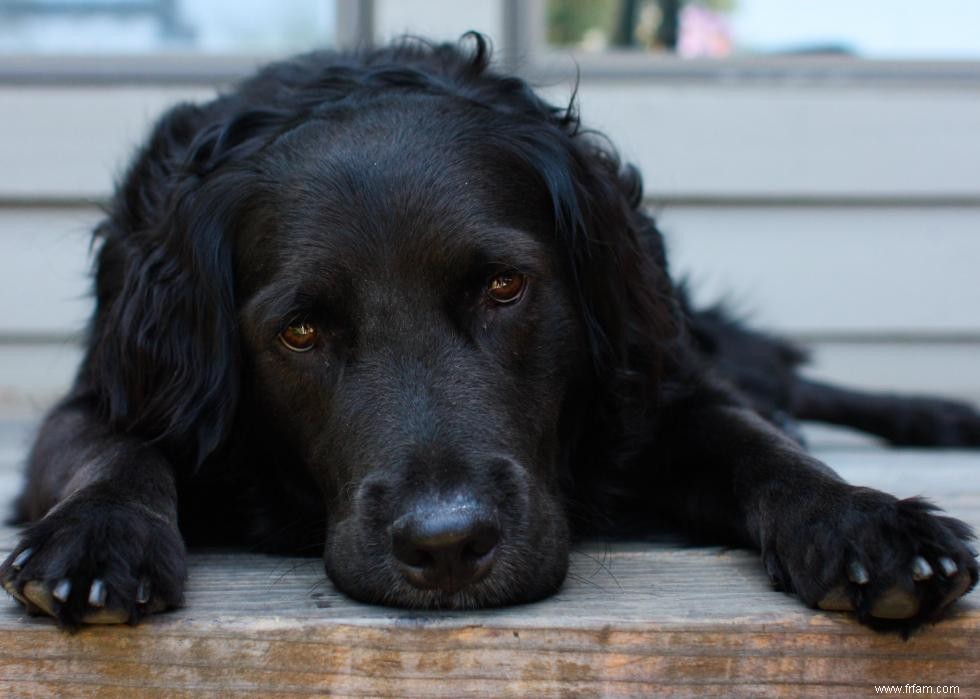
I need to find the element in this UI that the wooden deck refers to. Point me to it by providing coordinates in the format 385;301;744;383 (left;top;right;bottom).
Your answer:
0;421;978;697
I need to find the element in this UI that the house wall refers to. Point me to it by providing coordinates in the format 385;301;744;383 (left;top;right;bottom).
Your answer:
2;54;978;419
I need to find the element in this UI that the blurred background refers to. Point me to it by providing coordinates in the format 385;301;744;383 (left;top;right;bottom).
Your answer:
0;0;978;425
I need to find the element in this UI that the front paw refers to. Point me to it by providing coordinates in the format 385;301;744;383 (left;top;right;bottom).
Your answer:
889;397;980;446
0;493;186;629
763;488;978;632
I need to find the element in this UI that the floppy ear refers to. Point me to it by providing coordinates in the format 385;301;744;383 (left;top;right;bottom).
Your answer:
448;36;679;386
456;37;681;466
85;103;272;467
563;150;680;381
494;116;680;386
555;140;684;468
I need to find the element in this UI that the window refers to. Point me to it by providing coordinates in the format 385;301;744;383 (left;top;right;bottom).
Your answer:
0;0;337;55
545;0;980;60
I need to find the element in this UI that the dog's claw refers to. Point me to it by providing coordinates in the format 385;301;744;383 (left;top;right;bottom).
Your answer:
11;548;33;570
847;560;870;585
870;588;919;619
1;577;25;603
87;579;107;608
22;581;56;617
938;557;958;577
52;579;72;603
136;580;151;605
10;576;165;624
817;584;854;611
911;556;933;581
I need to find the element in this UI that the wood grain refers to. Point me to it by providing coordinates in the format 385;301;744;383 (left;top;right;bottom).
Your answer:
0;445;977;697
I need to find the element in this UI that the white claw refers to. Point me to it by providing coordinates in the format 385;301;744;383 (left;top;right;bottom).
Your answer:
52;579;72;603
88;579;107;608
847;560;870;585
136;580;151;605
938;557;958;578
11;548;33;570
911;556;933;581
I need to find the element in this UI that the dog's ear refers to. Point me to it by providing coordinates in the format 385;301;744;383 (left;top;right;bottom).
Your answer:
561;149;679;382
458;38;681;463
555;140;684;465
448;38;678;386
493;117;679;383
85;103;273;467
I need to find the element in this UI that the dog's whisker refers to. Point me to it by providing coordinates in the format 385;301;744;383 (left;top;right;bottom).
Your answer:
564;571;611;594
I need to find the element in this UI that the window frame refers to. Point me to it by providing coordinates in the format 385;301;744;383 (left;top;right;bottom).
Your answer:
0;0;978;89
0;0;372;85
508;0;980;87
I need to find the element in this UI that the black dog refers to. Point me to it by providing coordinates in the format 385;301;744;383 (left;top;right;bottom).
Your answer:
3;35;979;632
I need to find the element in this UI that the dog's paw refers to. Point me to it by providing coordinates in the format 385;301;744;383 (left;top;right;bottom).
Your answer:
0;493;186;629
763;488;978;633
886;397;980;447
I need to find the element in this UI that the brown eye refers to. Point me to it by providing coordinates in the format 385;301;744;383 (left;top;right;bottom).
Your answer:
486;272;526;304
279;320;317;352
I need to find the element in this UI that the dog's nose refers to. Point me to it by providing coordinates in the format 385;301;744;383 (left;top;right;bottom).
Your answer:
390;503;500;593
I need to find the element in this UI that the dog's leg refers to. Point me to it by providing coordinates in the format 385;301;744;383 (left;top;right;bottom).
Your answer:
649;392;978;631
794;378;980;447
0;398;185;628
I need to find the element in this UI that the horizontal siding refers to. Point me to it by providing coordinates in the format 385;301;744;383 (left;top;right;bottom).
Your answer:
554;82;980;201
0;86;214;200
3;81;980;201
0;344;82;419
0;207;97;335
2;341;976;421
660;204;980;334
803;341;980;405
0;78;977;415
1;204;978;413
3;204;978;337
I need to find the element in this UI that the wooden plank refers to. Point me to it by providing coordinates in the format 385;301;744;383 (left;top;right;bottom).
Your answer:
0;446;977;696
3;205;980;416
1;339;978;422
0;207;97;335
558;82;980;201
0;339;978;422
802;341;980;408
4;82;980;201
661;204;980;334
0;86;214;200
0;344;84;420
0;339;977;434
3;204;980;337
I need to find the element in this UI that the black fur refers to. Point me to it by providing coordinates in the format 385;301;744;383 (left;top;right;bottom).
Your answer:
3;34;978;632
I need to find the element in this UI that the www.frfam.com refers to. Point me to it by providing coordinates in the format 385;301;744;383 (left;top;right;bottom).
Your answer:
874;685;961;695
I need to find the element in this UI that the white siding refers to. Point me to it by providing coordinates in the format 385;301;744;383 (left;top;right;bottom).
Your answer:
4;203;979;337
0;207;97;335
5;82;980;201
1;77;978;414
660;205;980;334
0;87;215;200
541;82;980;201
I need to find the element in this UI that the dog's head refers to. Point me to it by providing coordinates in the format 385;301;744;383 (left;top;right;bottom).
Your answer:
90;36;675;608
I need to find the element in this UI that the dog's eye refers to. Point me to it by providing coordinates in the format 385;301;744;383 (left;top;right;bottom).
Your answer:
279;320;317;352
486;272;526;304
